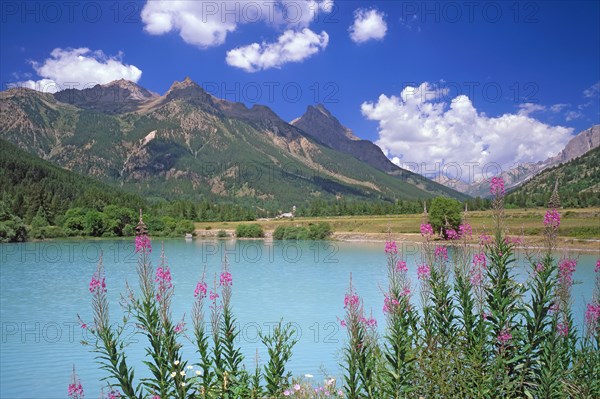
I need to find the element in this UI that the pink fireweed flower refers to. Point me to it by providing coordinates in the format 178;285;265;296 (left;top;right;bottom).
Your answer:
383;295;400;314
595;259;600;273
209;291;219;302
585;303;600;327
219;271;232;287
556;322;569;337
435;246;448;260
490;176;505;197
396;260;408;273
417;264;431;281
401;285;411;297
473;252;487;269
497;329;512;345
135;234;152;253
155;267;173;301
340;319;347;328
194;281;207;298
470;268;484;287
420;223;434;237
558;258;577;288
68;382;84;398
344;293;360;309
458;223;473;239
543;209;561;229
89;273;106;294
479;233;492;245
174;322;185;334
445;229;459;240
535;263;545;273
505;236;523;245
360;316;377;328
107;390;121;399
385;241;398;254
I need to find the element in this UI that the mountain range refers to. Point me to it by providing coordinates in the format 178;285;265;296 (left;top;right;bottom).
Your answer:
0;78;466;212
436;125;600;197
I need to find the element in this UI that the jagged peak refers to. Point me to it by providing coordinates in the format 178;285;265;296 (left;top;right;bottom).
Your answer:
293;103;359;141
167;76;200;92
314;103;332;116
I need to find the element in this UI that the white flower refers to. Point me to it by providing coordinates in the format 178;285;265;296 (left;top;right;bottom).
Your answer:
170;372;177;378
195;370;202;376
174;360;180;366
187;365;193;370
179;371;185;376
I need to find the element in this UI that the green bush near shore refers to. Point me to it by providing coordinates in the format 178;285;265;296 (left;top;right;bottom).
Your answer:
273;222;332;240
235;223;265;238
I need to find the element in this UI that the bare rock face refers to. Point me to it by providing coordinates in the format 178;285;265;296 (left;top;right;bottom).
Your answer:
53;79;158;113
291;104;399;173
550;125;600;163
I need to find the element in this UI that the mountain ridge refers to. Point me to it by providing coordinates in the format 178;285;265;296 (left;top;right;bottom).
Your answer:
0;78;467;210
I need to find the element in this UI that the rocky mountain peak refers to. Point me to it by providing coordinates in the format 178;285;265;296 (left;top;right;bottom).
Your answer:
101;79;158;100
292;104;359;142
167;76;200;92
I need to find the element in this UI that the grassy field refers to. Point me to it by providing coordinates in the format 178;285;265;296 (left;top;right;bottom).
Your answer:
195;207;600;250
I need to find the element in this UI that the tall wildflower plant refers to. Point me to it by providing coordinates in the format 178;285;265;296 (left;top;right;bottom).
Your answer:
68;365;84;399
484;177;523;396
219;257;245;396
192;271;213;396
381;238;417;398
341;275;379;399
519;206;562;396
81;252;138;398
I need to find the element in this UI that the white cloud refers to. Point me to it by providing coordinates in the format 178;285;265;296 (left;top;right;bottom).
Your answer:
349;8;387;43
12;48;141;93
550;103;569;113
226;28;329;72
361;83;573;181
141;0;333;48
565;110;583;121
517;103;545;116
583;81;600;98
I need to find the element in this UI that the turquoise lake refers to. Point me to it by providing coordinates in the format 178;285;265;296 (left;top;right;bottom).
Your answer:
0;239;597;398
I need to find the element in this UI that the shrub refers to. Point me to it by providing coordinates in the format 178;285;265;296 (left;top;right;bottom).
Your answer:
235;223;264;238
217;229;228;238
273;222;333;240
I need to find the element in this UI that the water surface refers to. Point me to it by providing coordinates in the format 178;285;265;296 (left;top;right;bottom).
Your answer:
0;239;597;398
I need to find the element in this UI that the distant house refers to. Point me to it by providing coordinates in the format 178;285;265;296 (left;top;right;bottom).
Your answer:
276;206;296;219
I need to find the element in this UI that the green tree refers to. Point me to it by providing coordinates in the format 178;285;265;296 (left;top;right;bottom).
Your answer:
429;197;462;237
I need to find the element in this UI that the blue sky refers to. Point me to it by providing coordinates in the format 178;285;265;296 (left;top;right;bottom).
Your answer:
1;1;599;179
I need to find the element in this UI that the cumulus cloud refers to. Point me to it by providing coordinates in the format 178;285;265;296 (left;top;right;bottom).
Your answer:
226;28;329;72
12;48;141;93
361;83;573;182
349;8;387;43
141;0;333;48
583;80;600;98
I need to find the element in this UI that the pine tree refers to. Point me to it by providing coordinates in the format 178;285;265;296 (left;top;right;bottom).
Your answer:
547;179;561;209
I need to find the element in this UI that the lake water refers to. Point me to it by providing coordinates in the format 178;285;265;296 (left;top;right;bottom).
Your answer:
0;239;597;398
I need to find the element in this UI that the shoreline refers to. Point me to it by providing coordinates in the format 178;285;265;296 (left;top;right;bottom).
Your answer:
8;231;598;254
